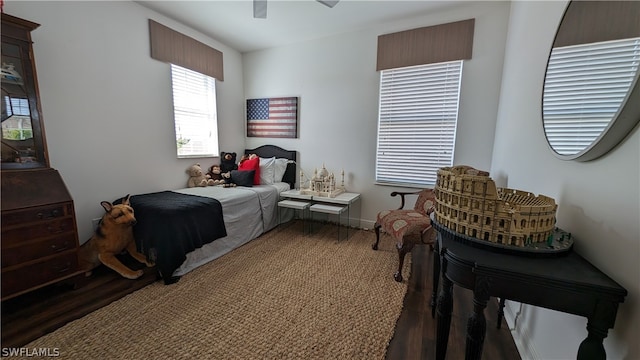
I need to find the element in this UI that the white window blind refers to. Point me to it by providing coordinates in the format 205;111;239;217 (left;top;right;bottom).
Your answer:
376;61;463;186
171;64;219;158
543;37;640;156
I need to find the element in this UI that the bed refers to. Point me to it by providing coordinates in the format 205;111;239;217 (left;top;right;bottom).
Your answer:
128;145;297;284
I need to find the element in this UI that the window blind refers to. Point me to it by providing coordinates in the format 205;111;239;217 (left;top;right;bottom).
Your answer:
171;64;219;158
543;37;640;156
376;61;463;186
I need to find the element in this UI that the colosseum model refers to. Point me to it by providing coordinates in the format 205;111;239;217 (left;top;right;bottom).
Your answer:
434;165;558;247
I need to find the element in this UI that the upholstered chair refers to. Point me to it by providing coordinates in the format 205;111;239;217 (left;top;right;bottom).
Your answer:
373;189;437;282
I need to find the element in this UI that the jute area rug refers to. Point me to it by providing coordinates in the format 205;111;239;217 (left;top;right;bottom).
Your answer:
25;222;410;359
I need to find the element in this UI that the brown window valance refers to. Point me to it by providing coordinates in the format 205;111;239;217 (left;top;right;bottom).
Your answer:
376;19;475;71
553;1;640;48
149;19;224;81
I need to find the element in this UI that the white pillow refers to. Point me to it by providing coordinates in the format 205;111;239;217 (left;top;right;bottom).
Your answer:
259;157;276;184
273;158;289;183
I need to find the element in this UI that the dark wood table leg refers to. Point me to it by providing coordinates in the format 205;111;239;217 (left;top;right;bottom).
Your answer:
431;238;440;318
576;300;619;360
578;317;611;360
497;297;505;329
465;275;490;360
577;330;606;360
435;252;453;360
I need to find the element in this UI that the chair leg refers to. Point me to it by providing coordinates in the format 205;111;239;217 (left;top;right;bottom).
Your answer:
372;222;381;250
394;240;415;282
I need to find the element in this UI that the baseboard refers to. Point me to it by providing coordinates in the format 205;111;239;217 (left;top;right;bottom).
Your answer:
503;301;540;360
359;219;376;230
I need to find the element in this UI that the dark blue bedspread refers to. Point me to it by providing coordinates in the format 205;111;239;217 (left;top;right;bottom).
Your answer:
127;191;226;284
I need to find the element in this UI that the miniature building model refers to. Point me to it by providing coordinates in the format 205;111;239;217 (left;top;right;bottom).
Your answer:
300;164;345;198
434;165;557;247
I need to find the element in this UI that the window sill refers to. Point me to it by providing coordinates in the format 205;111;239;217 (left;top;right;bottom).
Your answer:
374;181;433;189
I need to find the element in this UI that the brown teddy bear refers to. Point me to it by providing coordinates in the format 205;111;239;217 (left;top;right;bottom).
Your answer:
206;164;226;185
186;163;215;187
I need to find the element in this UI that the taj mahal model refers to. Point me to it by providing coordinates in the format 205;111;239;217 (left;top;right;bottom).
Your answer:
434;165;558;247
300;164;345;198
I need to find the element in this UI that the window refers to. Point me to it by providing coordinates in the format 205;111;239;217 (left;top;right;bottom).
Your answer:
2;97;32;140
376;61;463;186
171;64;219;158
543;37;640;155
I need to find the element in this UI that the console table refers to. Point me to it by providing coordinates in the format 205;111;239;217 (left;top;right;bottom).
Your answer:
431;219;627;360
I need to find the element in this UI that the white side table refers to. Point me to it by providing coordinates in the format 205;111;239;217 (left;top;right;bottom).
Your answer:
277;199;311;234
311;193;361;235
280;190;312;201
281;191;361;239
309;203;347;240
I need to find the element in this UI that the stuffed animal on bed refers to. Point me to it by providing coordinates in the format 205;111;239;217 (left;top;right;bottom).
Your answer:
220;152;238;173
206;164;225;185
219;152;239;187
186;163;215;187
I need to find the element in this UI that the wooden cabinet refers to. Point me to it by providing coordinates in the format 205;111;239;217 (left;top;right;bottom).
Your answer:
1;14;83;300
1;169;84;301
1;13;48;169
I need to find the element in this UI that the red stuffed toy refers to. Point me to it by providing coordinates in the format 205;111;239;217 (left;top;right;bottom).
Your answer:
238;153;261;185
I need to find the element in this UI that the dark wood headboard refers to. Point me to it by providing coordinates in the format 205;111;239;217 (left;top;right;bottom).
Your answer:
245;145;297;189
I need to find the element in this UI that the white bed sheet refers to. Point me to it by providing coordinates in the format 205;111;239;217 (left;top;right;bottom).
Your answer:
172;182;290;276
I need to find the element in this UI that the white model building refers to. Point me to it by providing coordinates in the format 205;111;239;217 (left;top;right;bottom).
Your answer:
300;164;345;198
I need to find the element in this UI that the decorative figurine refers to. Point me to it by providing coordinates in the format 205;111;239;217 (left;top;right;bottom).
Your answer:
299;164;345;198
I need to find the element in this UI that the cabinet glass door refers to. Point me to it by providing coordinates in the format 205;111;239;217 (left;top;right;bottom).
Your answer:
1;33;47;168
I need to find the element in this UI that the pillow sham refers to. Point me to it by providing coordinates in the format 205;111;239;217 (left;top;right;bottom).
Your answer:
259;157;276;185
238;156;261;185
230;170;255;187
273;158;289;183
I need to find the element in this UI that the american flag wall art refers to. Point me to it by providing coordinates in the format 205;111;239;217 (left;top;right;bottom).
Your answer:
246;97;298;138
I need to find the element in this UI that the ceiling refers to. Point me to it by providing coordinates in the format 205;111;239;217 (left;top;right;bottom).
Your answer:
135;0;471;53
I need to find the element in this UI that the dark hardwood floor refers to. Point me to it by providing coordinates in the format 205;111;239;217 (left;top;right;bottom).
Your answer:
2;241;521;359
1;255;159;349
386;244;521;360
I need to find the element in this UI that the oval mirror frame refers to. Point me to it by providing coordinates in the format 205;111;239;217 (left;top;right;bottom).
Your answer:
541;1;640;162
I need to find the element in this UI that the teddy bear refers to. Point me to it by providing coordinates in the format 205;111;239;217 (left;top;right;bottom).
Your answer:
206;164;226;185
220;152;238;174
186;163;215;187
221;171;237;187
219;152;239;187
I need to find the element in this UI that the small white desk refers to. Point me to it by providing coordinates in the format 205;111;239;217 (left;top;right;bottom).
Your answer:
280;190;361;239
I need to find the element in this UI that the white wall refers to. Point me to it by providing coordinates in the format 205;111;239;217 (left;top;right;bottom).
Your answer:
493;1;639;359
243;1;511;228
4;1;246;240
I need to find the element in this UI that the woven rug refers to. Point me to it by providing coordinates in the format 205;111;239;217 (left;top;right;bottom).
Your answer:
25;223;410;359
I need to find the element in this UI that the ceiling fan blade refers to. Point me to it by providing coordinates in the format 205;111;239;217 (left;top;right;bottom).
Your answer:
254;0;267;19
316;0;339;8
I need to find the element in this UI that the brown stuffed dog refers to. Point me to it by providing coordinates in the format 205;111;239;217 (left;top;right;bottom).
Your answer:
78;195;154;279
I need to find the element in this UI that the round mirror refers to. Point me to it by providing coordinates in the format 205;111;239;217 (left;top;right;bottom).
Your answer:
542;1;640;161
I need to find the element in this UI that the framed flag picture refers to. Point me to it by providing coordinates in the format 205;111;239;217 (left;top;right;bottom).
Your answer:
246;97;298;138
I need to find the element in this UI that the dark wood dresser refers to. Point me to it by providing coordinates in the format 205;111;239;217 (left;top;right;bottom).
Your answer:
1;169;84;301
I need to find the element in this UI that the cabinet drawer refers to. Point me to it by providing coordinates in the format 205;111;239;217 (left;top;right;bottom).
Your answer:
1;234;77;269
1;203;70;227
1;218;75;247
1;252;78;297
